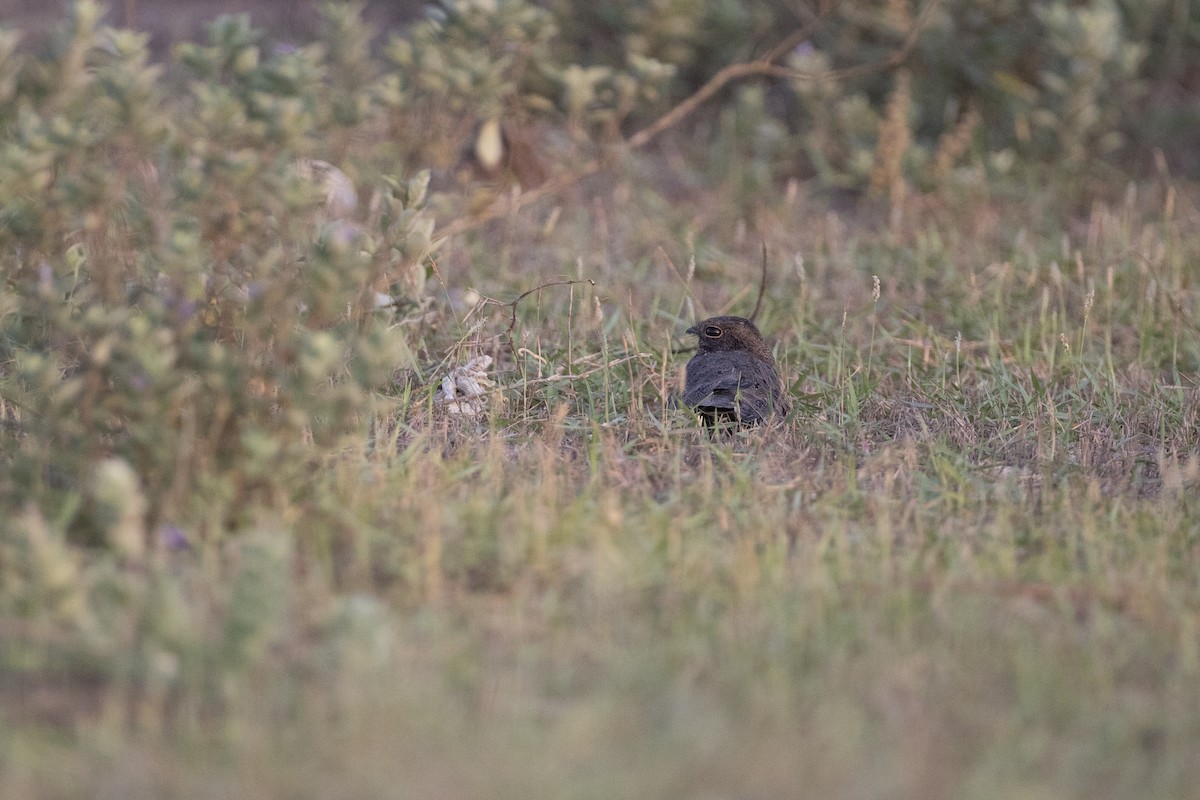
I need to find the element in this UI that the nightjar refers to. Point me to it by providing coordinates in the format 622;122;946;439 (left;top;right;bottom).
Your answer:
682;316;789;425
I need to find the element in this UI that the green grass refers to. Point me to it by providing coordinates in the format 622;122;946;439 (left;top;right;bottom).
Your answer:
5;163;1200;799
4;7;1200;795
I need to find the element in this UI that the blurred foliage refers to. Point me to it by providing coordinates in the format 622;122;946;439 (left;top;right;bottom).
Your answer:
548;0;1198;185
0;1;425;550
0;1;440;710
0;0;685;683
378;0;676;162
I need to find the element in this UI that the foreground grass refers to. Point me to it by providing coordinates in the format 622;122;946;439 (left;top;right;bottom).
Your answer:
4;165;1200;799
6;428;1200;799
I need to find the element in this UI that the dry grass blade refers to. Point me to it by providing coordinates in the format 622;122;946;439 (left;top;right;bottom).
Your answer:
749;240;768;323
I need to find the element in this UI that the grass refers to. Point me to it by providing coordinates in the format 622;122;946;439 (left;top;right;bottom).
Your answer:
5;135;1200;798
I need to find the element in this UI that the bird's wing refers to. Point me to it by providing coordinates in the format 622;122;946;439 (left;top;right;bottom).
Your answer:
682;360;737;408
684;353;784;422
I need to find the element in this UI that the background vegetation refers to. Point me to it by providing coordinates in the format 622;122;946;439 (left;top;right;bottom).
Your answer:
2;1;1200;798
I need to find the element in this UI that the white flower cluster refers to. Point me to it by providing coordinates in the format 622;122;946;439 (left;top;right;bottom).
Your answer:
439;355;495;416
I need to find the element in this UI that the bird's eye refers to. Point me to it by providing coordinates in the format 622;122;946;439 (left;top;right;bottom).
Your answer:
704;325;722;338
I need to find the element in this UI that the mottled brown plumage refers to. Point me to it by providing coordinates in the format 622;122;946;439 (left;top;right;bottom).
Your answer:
683;316;789;425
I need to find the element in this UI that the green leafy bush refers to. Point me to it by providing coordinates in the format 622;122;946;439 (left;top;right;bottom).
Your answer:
380;0;676;167
0;0;689;575
762;0;1154;189
559;0;1185;187
0;2;423;546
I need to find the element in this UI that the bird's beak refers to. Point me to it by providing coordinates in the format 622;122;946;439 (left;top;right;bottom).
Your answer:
685;324;698;336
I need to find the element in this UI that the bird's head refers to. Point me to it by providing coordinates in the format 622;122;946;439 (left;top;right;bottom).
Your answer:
686;316;773;359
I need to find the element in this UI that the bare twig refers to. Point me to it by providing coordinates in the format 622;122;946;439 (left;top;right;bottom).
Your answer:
475;278;598;336
634;0;937;146
429;278;599;390
796;0;939;82
759;1;831;63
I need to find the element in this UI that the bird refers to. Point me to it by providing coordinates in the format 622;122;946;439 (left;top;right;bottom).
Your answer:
682;315;789;425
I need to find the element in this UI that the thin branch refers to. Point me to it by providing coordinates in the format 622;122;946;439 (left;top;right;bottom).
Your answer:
791;0;939;82
440;0;940;239
623;0;938;150
760;1;832;63
475;278;598;336
626;5;840;151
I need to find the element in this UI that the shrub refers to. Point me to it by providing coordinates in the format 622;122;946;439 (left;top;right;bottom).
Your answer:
0;2;423;545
